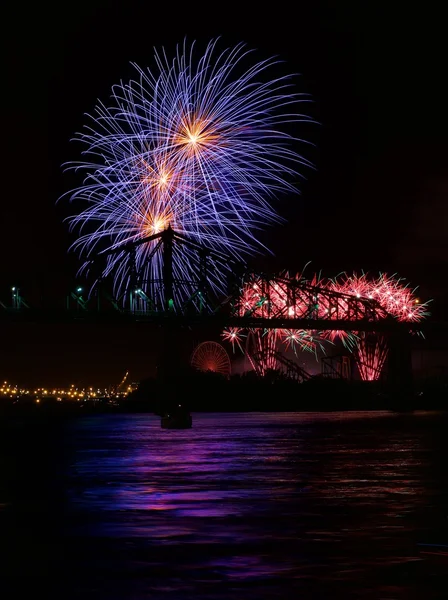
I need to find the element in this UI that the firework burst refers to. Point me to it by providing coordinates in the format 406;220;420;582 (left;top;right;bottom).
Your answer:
332;272;430;381
226;270;429;378
221;327;246;353
62;39;313;303
332;272;431;323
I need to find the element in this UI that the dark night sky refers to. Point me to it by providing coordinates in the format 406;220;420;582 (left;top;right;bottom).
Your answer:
2;2;448;386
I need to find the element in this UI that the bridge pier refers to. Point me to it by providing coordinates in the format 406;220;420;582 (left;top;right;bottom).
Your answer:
386;330;414;407
155;321;191;412
162;226;174;312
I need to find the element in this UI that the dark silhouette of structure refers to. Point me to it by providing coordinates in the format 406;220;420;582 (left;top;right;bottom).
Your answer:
1;227;443;397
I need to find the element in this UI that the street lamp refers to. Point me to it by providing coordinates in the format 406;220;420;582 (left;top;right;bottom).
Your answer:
11;286;18;308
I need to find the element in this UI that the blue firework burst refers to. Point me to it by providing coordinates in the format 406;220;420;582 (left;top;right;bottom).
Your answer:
62;39;313;305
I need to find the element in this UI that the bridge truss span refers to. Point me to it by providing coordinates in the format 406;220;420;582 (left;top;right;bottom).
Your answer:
89;226;248;315
224;268;430;383
233;272;391;327
0;228;435;385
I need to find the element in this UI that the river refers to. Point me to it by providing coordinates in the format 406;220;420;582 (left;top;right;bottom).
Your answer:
1;411;447;598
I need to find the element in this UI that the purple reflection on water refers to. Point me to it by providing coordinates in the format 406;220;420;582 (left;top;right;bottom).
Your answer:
67;413;315;523
3;411;446;599
55;412;448;598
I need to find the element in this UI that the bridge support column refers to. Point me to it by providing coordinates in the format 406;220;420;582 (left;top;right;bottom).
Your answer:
162;226;174;312
198;250;208;313
128;247;137;313
387;330;414;408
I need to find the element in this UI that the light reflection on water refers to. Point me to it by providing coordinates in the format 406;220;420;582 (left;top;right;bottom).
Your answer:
3;411;448;598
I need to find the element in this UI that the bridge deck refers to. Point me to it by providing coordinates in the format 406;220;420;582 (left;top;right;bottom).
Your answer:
0;308;440;332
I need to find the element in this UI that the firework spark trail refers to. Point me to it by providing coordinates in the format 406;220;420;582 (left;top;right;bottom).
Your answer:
246;329;280;376
355;334;389;381
62;39;313;303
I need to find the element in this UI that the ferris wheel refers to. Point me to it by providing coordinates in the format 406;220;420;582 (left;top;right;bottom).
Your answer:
191;341;231;377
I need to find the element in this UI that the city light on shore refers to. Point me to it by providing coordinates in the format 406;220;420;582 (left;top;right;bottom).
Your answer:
0;380;137;401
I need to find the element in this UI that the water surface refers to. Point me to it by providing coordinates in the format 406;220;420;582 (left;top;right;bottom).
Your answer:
2;411;447;598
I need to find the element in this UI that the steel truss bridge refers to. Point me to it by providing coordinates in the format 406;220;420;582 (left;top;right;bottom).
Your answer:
0;226;438;335
250;349;312;382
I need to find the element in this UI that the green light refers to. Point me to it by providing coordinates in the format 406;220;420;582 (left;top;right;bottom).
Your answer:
168;298;174;309
76;287;83;293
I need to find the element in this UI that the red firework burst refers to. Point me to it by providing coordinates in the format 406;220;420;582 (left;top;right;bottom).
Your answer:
332;272;430;322
223;269;429;379
221;327;245;352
